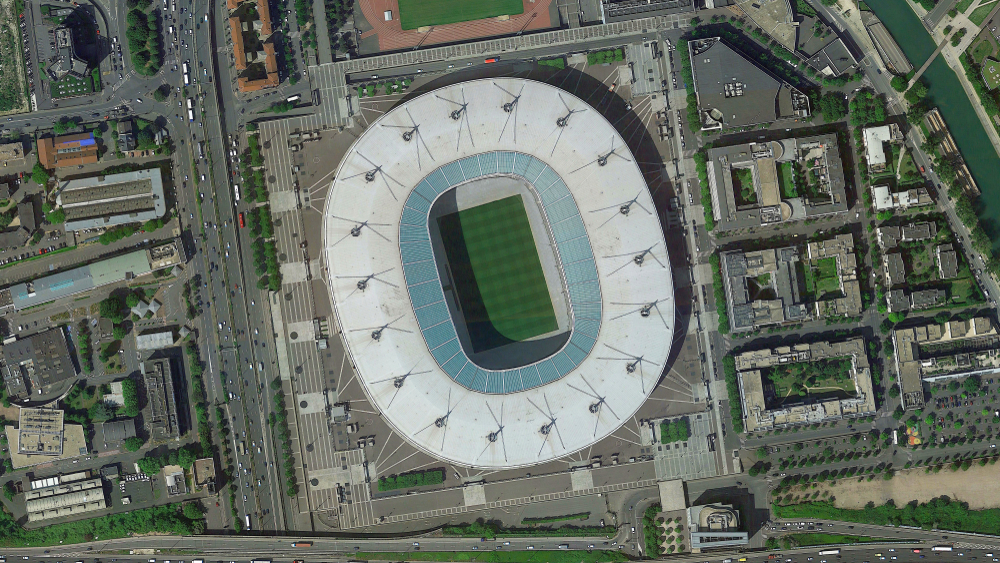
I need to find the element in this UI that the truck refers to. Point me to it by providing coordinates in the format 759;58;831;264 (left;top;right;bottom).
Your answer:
238;441;246;455
286;94;301;103
818;550;841;556
932;546;954;552
197;141;205;159
245;515;251;530
291;542;313;547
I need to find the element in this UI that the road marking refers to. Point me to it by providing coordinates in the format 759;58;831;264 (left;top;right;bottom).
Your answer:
358;478;657;527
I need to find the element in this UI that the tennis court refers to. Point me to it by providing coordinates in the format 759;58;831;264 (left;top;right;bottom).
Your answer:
397;0;524;30
437;195;557;352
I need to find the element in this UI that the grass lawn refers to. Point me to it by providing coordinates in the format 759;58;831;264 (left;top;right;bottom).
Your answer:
899;150;919;177
786;533;891;547
355;552;627;563
777;161;797;198
813;257;841;297
948;277;985;304
438;195;556;351
970;1;997;25
971;35;997;63
958;0;976;12
397;0;524;30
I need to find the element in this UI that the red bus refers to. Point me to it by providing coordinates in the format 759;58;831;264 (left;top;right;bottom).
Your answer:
238;212;245;228
484;57;499;63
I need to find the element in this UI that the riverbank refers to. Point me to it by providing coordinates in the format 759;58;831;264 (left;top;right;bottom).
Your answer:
866;0;1000;251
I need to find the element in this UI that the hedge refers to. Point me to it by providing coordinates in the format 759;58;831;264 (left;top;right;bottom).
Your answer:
378;468;445;491
538;57;566;70
587;48;624;66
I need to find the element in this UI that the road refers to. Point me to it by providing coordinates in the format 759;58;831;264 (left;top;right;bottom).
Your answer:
5;523;1000;560
811;0;1000;313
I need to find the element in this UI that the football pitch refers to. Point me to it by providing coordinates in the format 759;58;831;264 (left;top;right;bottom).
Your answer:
437;195;557;352
397;0;524;30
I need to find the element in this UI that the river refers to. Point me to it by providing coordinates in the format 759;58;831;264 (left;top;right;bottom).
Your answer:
862;0;1000;236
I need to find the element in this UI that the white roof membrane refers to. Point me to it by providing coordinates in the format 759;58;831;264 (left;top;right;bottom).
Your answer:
323;78;675;469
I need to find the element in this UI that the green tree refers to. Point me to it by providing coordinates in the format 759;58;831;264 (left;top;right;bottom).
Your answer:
890;75;908;92
153;85;169;102
905;79;930;105
177;445;198;469
2;481;14;501
182;502;204;520
126;292;141;308
137;456;163;475
112;325;128;340
31;161;50;185
100;296;125;323
119;377;140;418
817;91;847;123
123;436;145;452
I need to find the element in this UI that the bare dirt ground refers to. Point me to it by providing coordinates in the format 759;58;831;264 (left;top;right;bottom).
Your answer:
806;463;1000;509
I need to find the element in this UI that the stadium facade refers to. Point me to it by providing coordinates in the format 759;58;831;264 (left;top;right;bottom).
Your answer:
323;78;675;469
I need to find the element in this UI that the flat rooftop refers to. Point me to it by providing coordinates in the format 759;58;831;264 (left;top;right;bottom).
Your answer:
688;37;810;130
706;133;847;232
57;168;166;232
736;338;875;432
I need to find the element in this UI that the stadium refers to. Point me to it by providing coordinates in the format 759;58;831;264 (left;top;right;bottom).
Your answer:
323;78;675;469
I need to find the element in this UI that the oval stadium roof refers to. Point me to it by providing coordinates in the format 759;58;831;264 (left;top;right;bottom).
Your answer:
323;78;675;469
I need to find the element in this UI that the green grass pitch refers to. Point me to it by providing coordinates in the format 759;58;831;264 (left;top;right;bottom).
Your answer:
437;195;557;352
396;0;524;31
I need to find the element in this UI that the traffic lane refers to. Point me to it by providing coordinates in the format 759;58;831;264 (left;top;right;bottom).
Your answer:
21;537;994;558
771;519;958;542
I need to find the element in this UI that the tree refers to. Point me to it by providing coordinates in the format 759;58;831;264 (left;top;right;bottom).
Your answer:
182;502;204;520
964;375;981;396
2;481;14;501
126;292;141;308
123;436;145;452
177;445;198;469
890;75;908;92
119;377;140;418
757;446;768;460
100;295;125;323
138;129;154;146
817;92;847;123
153;85;169;102
87;401;114;421
112;324;128;340
31;161;50;185
889;385;900;398
905;79;930;105
137;456;163;475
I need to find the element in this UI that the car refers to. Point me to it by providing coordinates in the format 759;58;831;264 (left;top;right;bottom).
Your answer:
243;495;247;501
527;546;534;550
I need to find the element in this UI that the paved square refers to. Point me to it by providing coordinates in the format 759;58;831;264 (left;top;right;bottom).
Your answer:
570;469;594;491
652;412;718;481
463;484;486;506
